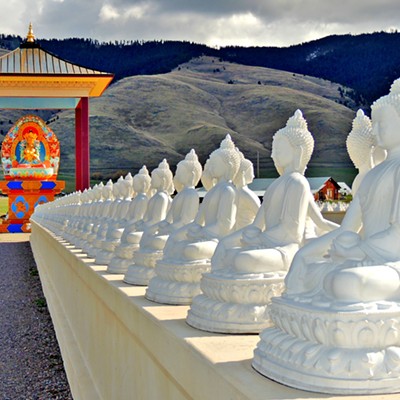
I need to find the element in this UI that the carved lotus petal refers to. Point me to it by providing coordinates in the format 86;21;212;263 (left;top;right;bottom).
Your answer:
384;327;399;347
248;289;262;304
313;318;325;344
358;327;375;347
332;328;347;346
231;288;241;303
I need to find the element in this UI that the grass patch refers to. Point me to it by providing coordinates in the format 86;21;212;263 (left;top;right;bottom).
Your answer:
34;297;47;310
0;196;8;215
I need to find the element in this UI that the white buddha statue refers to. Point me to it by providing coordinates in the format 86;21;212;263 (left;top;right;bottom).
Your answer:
94;173;136;264
82;180;114;256
347;109;386;195
108;160;174;275
123;150;202;285
107;166;152;273
187;110;337;333
232;151;260;230
146;134;241;304
253;79;400;394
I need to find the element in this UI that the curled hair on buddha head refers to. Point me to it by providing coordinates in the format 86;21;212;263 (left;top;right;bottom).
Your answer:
208;134;241;181
346;110;375;170
371;78;400;118
151;159;174;194
133;165;151;193
233;150;254;187
174;149;203;191
273;109;314;173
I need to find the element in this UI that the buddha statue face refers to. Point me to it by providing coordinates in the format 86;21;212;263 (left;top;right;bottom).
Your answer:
372;105;400;150
271;135;297;174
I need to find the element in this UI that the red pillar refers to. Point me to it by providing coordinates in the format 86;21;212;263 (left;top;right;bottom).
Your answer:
75;97;90;191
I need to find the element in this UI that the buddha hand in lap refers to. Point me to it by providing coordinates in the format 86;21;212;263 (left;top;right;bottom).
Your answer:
285;80;400;304
211;110;338;276
162;135;241;264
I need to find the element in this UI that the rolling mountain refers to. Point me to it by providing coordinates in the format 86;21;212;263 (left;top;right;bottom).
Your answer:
24;56;356;184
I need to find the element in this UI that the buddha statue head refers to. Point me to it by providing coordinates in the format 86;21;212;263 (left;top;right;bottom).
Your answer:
206;134;241;182
346;109;386;171
201;159;216;192
371;78;400;152
151;159;174;194
233;151;255;188
124;173;134;198
133;165;152;194
103;179;114;201
271;109;314;176
174;149;203;192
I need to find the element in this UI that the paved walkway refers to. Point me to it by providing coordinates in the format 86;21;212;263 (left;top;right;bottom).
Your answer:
0;233;72;400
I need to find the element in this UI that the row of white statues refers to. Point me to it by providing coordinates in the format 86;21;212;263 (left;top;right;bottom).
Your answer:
32;78;400;395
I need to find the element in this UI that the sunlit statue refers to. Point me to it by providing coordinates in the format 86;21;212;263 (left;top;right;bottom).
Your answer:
347;109;386;195
146;134;241;304
253;79;400;394
187;110;337;333
232;151;260;230
123;150;202;285
94;173;136;264
108;160;173;275
85;179;121;257
106;166;152;273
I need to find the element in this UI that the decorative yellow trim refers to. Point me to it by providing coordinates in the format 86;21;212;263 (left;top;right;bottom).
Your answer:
0;75;113;97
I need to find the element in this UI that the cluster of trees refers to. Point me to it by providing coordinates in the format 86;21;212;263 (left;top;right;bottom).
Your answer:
1;31;400;107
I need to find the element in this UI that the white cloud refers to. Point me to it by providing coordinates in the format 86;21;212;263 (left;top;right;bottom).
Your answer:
99;4;120;22
1;0;400;47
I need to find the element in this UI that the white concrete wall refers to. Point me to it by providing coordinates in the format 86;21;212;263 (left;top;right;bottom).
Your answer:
30;220;400;400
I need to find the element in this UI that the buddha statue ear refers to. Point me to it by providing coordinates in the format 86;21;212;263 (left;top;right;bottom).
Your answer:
294;145;304;172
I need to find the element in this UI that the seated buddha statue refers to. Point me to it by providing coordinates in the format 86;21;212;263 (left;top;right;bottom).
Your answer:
107;166;152;273
252;80;400;394
123;149;202;285
94;174;136;264
108;160;174;274
285;80;400;304
145;134;241;305
211;110;338;275
187;110;338;333
10;130;54;179
346;109;386;195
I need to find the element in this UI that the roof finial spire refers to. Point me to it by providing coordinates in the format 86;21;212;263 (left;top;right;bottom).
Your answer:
26;23;35;43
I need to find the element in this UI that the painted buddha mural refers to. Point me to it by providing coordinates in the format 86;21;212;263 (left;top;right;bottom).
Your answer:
2;115;60;180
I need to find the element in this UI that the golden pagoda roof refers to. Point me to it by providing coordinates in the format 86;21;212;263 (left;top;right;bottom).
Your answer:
0;25;114;107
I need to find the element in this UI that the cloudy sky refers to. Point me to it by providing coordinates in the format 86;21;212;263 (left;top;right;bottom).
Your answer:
2;0;400;48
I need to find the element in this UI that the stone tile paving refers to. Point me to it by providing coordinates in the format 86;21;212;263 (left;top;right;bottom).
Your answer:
0;234;72;400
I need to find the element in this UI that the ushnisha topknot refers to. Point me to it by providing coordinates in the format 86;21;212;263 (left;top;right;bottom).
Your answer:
346;109;375;169
273;109;314;172
151;159;174;194
371;77;400;116
208;134;241;181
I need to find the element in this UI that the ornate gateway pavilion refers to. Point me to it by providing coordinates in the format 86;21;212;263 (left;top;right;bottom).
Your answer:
0;25;113;232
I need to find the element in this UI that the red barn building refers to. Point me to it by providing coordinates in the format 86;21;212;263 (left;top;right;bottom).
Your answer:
308;177;341;201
